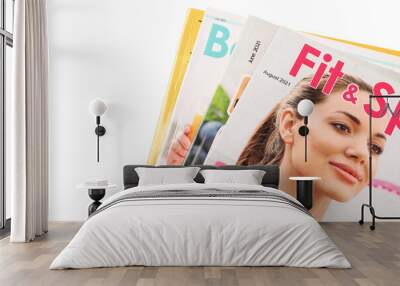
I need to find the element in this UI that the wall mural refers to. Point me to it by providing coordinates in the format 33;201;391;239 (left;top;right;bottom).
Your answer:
148;9;400;221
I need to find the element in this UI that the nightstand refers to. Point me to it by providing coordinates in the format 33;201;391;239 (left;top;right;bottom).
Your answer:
289;177;321;210
77;183;117;216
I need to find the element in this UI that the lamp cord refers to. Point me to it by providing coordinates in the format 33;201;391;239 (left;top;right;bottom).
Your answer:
97;124;100;162
304;116;308;162
305;132;307;162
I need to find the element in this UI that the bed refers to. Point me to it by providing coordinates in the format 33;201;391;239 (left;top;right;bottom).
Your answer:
50;165;350;269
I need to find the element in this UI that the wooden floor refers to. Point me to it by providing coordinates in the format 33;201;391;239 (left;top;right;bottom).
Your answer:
0;222;399;286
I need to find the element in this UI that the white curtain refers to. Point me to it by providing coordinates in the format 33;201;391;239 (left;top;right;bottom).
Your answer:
9;0;48;242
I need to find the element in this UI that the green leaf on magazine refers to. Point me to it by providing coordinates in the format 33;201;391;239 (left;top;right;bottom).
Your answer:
204;85;230;123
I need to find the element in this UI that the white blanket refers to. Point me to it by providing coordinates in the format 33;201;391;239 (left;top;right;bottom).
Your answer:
50;183;350;269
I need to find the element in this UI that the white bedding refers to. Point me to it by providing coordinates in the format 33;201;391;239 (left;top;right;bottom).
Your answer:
50;183;350;269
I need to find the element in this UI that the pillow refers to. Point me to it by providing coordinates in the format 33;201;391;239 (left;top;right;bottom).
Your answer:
135;167;200;186
200;169;266;185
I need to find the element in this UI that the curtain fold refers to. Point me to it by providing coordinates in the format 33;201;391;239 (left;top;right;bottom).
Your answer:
10;0;48;242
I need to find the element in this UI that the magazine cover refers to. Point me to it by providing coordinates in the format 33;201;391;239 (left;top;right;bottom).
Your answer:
156;8;245;164
147;8;204;165
148;8;400;167
204;24;400;221
182;17;278;165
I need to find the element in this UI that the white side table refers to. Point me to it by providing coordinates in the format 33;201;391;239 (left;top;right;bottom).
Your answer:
289;177;321;210
77;184;117;216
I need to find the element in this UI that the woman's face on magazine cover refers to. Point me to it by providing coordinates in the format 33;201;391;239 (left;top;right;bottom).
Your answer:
287;89;389;202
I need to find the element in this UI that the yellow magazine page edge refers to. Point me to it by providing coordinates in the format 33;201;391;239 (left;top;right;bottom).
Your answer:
146;8;204;164
307;32;400;57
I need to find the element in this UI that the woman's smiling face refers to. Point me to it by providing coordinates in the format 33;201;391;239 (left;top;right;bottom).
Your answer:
289;89;389;202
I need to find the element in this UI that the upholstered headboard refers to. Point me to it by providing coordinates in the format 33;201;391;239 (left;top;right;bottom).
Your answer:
123;165;280;190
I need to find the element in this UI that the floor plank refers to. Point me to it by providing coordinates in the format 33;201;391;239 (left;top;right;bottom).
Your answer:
0;222;399;286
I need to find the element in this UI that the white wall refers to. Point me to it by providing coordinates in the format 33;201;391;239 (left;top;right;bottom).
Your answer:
48;0;400;221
